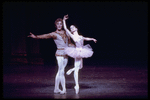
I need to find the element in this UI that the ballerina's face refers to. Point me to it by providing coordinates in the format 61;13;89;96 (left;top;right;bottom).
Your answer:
70;25;77;33
56;21;63;31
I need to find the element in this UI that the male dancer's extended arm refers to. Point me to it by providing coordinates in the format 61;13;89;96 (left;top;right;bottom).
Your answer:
28;32;57;39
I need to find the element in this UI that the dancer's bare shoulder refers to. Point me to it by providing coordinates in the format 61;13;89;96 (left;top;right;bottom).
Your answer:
48;32;57;39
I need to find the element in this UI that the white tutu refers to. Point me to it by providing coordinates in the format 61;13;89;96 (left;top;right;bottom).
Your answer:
65;44;93;58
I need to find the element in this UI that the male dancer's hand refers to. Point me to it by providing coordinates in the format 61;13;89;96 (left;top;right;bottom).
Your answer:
27;32;37;39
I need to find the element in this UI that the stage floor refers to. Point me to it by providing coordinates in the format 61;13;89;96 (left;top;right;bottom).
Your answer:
3;64;147;99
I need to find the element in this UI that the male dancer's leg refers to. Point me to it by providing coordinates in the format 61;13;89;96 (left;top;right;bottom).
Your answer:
54;56;62;93
54;56;67;94
60;56;68;94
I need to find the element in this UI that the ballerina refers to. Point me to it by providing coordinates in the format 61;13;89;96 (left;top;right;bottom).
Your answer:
63;15;97;94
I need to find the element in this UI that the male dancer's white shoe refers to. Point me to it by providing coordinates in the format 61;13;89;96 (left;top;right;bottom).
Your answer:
60;90;67;94
54;89;62;94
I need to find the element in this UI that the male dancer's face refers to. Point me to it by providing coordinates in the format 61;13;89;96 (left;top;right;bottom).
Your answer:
56;21;63;31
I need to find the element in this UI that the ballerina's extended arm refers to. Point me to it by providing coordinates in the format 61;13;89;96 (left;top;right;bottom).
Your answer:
63;15;74;39
83;37;97;43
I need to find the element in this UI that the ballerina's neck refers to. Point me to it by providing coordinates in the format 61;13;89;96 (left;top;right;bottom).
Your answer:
73;31;79;36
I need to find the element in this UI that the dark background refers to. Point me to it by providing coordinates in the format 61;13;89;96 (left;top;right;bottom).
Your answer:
3;2;148;67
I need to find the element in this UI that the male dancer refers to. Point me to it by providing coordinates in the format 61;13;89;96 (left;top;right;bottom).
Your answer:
28;18;73;94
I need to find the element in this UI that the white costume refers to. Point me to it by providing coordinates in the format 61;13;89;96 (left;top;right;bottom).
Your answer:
65;35;94;94
65;35;93;59
53;31;70;94
62;15;96;94
65;35;93;69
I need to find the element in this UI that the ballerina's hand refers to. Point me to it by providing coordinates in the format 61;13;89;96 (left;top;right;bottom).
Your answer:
63;14;69;20
27;32;37;39
93;38;97;43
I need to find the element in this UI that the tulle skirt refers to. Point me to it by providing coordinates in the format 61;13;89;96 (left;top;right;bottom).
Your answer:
65;44;93;58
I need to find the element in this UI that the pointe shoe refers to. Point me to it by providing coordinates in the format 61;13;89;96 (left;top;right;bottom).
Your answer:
66;69;73;75
74;86;79;94
54;89;61;93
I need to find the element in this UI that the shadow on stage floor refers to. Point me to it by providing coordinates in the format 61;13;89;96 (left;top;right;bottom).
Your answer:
3;64;147;99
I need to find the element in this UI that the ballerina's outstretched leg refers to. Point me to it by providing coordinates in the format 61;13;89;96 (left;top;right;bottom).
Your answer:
66;68;75;75
66;58;83;75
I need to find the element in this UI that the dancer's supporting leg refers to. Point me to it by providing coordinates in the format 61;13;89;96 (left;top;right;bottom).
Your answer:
54;56;61;93
54;56;68;94
74;58;82;94
60;56;68;94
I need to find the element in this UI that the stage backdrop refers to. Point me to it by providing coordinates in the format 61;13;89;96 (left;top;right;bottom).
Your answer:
3;2;148;66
